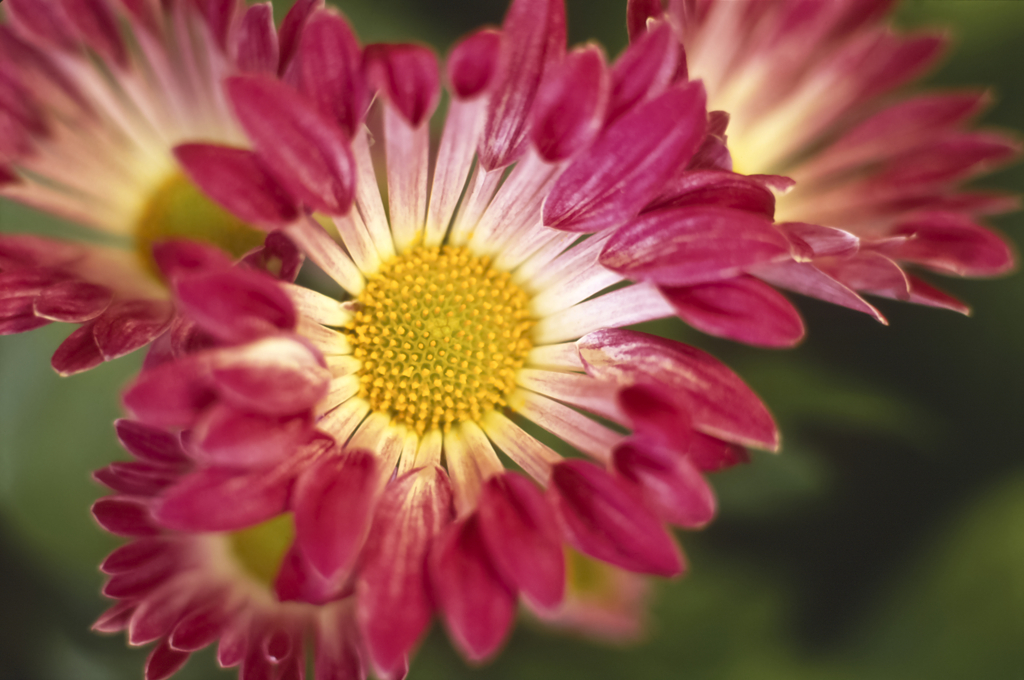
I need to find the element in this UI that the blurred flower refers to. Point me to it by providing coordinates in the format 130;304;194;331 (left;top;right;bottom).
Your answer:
630;0;1019;315
0;0;322;373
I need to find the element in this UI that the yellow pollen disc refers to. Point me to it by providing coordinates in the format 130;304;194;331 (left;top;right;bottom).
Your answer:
345;245;535;435
135;172;266;279
228;513;295;589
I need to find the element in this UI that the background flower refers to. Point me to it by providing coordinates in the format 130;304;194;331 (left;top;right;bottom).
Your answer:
1;2;1022;679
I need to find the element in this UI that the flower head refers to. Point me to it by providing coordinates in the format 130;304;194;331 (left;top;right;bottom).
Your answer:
0;0;323;373
630;0;1018;315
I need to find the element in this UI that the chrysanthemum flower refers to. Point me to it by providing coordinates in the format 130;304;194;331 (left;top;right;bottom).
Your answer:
99;0;798;674
629;0;1018;315
0;0;325;373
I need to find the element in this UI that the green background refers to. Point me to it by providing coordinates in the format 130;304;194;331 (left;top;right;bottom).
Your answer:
1;1;1022;678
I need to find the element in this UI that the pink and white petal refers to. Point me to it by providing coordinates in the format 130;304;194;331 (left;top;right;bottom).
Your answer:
294;450;379;580
477;471;565;609
227;75;356;215
429;516;516;661
424;97;487;247
751;260;887;323
280;282;352;326
33;279;112;322
314;605;364;680
284;217;364;295
614;441;717;528
479;411;561;483
600;206;792;287
517;368;625;424
577;329;780;450
526;342;584;371
154;465;293;532
479;0;566;170
511;390;623;463
660;275;806;348
174;144;299;228
532;281;675;345
549;459;684;576
297;9;366;137
382;103;431;253
443;421;504;517
542;83;707;233
61;0;128;68
356;466;454;675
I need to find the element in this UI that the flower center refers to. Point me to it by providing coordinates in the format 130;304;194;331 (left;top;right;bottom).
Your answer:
135;172;266;278
346;245;535;435
228;513;295;588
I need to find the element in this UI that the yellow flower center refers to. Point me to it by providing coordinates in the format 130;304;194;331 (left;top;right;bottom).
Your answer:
346;245;534;435
228;513;295;588
135;172;266;278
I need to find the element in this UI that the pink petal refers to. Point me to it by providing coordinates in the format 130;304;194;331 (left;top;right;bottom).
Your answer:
100;538;173;574
750;260;887;323
357;466;454;675
275;544;344;605
169;595;232;652
131;585;194;645
60;0;128;68
33;280;112;322
549;459;683;576
94;461;180;496
543;82;708;233
314;607;364;680
174;144;298;228
193;0;237;50
607;22;680;124
192;403;312;469
616;382;693;452
660;275;806;348
294;450;379;579
92;497;160;537
208;336;331;416
92;300;173;361
904;275;971;314
878;212;1015;277
478;0;566;170
600;206;791;286
429;516;516;661
92;601;136;633
577;329;780;450
296;9;367;137
241;231;305;283
277;0;324;74
649;169;777;219
51;320;104;375
820;252;911;301
530;45;609;162
447;28;501;100
778;222;860;260
364;43;440;128
0;297;50;334
123;356;216;429
154;466;293;532
626;0;667;42
689;432;749;472
173;267;297;343
5;0;78;50
476;472;565;610
614;441;717;528
102;558;176;599
233;3;279;74
145;639;191;680
227;75;356;215
151;240;234;282
115;419;189;465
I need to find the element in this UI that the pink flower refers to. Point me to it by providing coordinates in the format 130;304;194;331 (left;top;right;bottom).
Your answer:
0;0;325;373
96;0;796;674
630;0;1018;316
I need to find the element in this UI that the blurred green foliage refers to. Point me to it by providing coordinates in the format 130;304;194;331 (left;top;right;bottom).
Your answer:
1;1;1023;679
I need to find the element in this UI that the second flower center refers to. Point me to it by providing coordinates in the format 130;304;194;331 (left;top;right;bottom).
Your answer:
346;245;534;435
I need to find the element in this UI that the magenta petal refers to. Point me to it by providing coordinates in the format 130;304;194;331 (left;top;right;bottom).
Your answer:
607;22;679;124
357;466;454;674
116;419;189;465
689;432;749;472
660;276;806;348
151;240;234;282
51;320;104;375
479;0;566;170
476;472;565;609
275;544;344;605
170;596;232;652
447;29;502;100
33;280;112;322
93;601;136;633
241;231;305;283
543;82;708;233
60;0;128;67
626;0;666;42
821;252;911;301
278;0;323;72
577;329;779;450
174;144;298;227
209;337;330;416
364;43;440;128
92;300;173;361
131;586;193;645
173;267;297;343
92;497;160;537
778;222;860;260
5;0;78;50
650;169;778;218
227;75;356;215
123;356;216;428
95;461;180;496
616;382;692;453
614;441;717;529
234;3;279;74
297;9;367;137
429;516;516;661
193;403;311;469
531;45;609;162
315;608;364;680
154;466;293;532
751;260;887;323
100;538;172;574
294;451;379;579
549;459;683;576
880;212;1015;276
0;297;50;334
600;206;791;286
102;557;176;599
145;639;191;680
